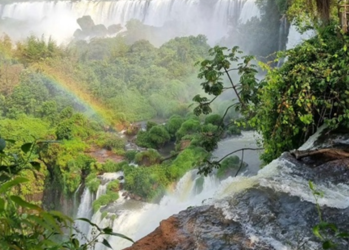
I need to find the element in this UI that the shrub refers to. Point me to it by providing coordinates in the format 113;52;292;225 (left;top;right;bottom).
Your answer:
124;150;137;162
136;125;170;149
135;130;154;148
101;160;124;172
107;180;120;192
227;123;242;136
165;114;185;137
147;125;170;148
176;118;201;141
92;191;119;212
204;114;222;126
85;173;101;193
146;121;157;131
134;149;162;166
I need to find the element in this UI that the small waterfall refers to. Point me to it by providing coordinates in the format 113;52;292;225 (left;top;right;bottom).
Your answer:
75;188;94;238
73;183;82;216
74;172;123;243
102;170;220;250
276;14;289;67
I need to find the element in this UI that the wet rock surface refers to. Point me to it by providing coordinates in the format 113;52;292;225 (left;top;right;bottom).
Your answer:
123;205;273;250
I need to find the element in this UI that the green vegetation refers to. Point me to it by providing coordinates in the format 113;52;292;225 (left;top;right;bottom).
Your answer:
193;23;349;166
92;180;120;212
134;149;162;166
0;137;133;249
123;146;209;200
256;27;349;162
0;29;215;209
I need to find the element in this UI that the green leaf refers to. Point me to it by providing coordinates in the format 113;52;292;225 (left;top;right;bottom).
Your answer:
101;239;113;249
0;138;6;151
0;177;29;193
50;210;74;222
10;195;42;211
4;139;16;144
21;143;33;153
108;232;134;243
30;161;41;171
322;240;335;249
42;212;62;233
77;217;101;231
313;225;323;240
309;181;314;191
0;198;5;211
72;238;80;248
103;227;113;234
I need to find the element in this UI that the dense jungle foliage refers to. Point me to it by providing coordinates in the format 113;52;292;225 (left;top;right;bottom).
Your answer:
1;0;348;249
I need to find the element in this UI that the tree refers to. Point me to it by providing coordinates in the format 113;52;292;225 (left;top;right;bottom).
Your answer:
193;20;349;170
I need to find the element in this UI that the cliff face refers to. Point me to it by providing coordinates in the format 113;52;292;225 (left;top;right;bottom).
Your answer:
123;130;349;250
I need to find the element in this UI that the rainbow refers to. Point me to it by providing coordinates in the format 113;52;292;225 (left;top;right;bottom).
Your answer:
34;63;117;127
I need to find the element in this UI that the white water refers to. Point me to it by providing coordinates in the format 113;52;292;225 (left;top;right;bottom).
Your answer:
0;0;260;44
75;188;94;238
74;172;123;242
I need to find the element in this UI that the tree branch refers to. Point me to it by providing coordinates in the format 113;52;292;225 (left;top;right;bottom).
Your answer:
235;149;245;177
224;68;245;108
213;147;263;164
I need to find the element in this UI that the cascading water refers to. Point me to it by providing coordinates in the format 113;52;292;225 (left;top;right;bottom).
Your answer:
0;0;260;44
76;132;261;250
74;172;124;242
103;170;220;250
75;188;94;238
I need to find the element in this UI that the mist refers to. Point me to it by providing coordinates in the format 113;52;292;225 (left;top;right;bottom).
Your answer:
0;0;260;46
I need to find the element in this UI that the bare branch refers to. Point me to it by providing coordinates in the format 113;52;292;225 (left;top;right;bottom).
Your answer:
224;68;245;108
213;147;263;164
235;149;245;177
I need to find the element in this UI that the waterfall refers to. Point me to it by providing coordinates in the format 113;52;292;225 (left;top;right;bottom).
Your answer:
0;0;260;44
98;170;220;250
75;188;94;238
83;131;261;250
74;172;123;243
